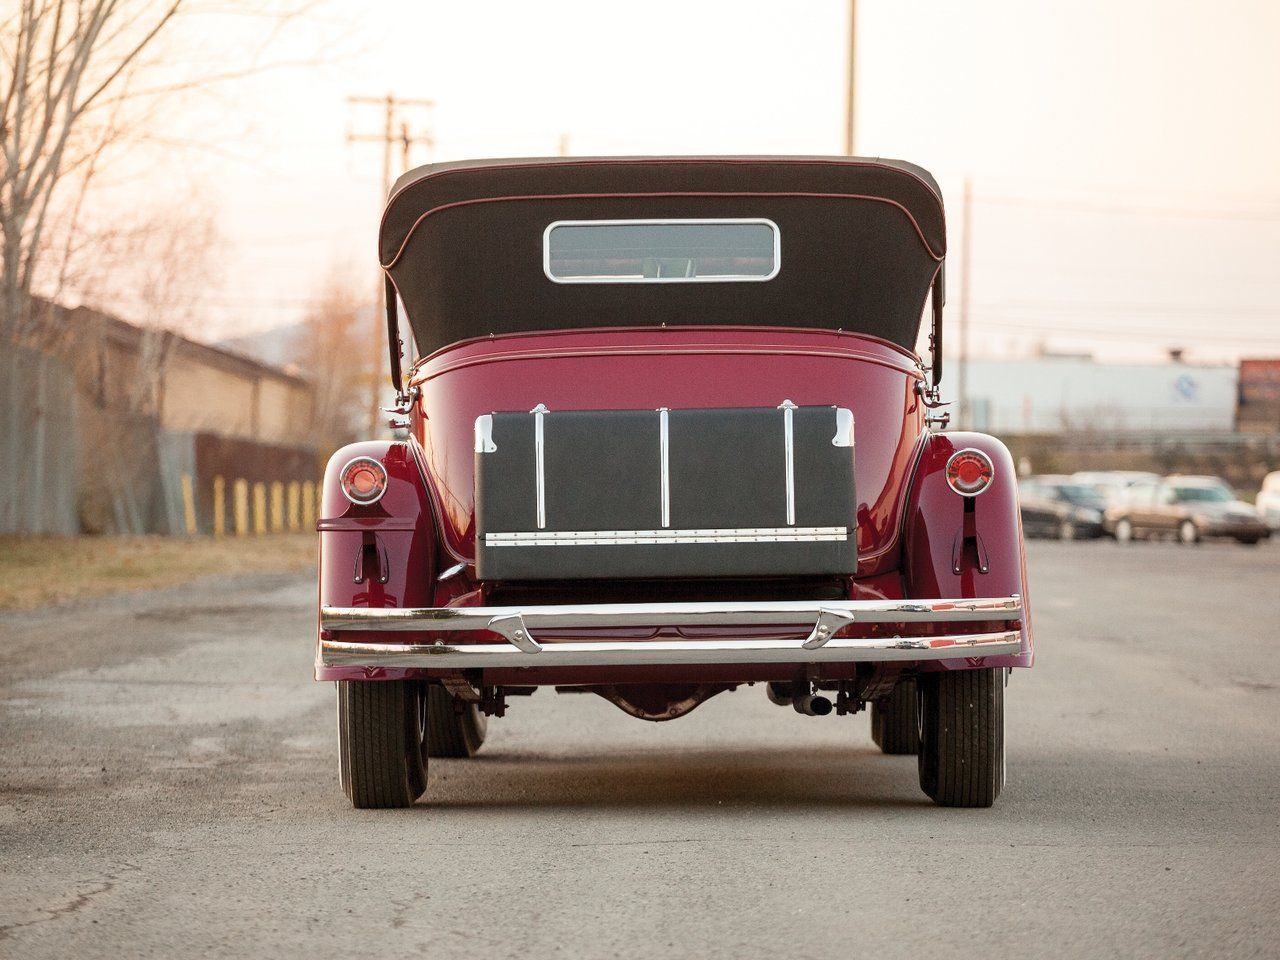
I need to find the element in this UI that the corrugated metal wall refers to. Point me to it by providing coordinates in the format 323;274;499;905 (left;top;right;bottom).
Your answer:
0;346;79;534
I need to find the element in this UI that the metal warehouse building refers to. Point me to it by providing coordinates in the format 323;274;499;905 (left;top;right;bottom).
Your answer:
961;355;1239;435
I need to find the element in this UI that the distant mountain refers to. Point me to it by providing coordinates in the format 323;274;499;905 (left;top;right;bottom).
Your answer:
217;323;304;372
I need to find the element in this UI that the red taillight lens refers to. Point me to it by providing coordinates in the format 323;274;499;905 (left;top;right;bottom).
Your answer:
340;456;387;505
945;448;995;497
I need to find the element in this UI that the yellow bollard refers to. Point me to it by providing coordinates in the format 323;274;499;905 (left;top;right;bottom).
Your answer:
253;482;267;535
233;479;249;537
302;480;317;529
270;481;285;533
287;481;301;532
180;474;198;536
213;476;226;537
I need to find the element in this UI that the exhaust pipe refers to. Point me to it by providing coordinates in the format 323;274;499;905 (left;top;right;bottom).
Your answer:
792;693;833;716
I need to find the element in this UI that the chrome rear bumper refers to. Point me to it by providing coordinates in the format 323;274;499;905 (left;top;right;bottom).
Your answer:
319;596;1023;669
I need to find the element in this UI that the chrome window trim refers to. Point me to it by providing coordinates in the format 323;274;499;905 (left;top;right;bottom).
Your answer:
542;218;781;284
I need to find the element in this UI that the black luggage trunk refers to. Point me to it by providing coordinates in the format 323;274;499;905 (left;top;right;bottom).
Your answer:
474;403;856;580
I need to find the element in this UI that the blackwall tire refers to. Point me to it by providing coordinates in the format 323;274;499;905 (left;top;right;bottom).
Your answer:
425;684;488;758
336;680;427;809
917;668;1004;808
1114;518;1134;543
871;679;919;755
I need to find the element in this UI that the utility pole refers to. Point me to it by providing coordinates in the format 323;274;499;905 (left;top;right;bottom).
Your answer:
843;0;857;155
957;176;974;429
347;94;435;433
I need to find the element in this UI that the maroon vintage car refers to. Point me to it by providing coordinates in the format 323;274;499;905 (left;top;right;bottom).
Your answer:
316;156;1033;808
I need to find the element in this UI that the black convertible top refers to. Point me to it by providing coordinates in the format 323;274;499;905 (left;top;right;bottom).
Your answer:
380;156;946;361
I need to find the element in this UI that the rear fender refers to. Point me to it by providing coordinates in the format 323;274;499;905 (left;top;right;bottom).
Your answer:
902;432;1034;669
316;440;440;679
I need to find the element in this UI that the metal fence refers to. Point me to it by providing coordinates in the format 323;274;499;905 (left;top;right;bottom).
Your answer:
0;346;78;534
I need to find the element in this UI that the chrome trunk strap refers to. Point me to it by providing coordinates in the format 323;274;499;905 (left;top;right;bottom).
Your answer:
779;399;797;525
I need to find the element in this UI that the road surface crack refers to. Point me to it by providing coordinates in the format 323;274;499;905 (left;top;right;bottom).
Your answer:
0;863;139;941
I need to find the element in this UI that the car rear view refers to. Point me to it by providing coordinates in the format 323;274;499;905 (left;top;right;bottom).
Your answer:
314;156;1034;809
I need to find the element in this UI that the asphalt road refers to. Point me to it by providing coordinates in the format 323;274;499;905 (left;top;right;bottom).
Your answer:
2;540;1278;959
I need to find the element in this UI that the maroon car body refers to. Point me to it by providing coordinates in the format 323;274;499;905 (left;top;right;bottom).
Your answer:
315;156;1033;808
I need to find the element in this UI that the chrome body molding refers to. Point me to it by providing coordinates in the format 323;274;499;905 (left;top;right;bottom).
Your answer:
320;629;1022;669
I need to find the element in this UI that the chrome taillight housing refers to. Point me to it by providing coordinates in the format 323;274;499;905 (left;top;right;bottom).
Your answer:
340;456;388;506
945;448;995;497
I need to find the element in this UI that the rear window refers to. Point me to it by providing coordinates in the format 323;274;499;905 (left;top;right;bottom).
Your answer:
544;219;780;283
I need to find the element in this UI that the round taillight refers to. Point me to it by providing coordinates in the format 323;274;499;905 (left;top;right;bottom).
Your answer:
340;456;388;506
945;448;995;497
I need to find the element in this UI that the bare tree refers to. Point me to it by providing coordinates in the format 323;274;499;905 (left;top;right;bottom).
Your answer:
293;278;372;450
1;1;187;527
0;0;328;530
83;200;221;413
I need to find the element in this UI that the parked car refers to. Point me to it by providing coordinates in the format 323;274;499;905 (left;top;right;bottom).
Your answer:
1071;470;1161;507
1019;475;1107;539
1257;471;1280;531
1107;475;1271;544
316;156;1033;809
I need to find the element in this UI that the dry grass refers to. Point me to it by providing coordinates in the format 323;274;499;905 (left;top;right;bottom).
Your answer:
0;534;317;611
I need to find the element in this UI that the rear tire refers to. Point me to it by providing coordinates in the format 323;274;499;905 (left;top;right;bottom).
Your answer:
871;679;919;755
917;668;1004;808
425;685;488;757
337;680;427;809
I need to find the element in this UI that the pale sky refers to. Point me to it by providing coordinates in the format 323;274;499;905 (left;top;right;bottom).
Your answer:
91;0;1280;364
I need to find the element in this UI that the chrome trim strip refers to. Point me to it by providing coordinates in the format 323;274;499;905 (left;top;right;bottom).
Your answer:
322;595;1020;632
474;415;496;453
531;403;548;528
658;407;670;528
543;218;782;285
484;525;849;546
320;630;1022;669
778;399;796;525
436;562;467;582
832;407;854;447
